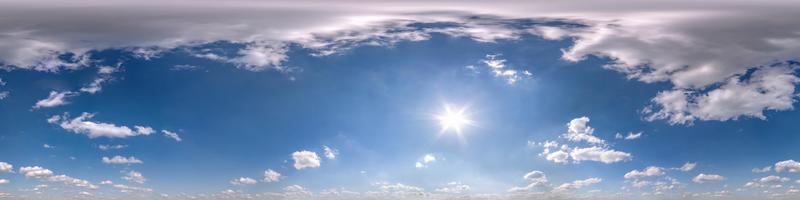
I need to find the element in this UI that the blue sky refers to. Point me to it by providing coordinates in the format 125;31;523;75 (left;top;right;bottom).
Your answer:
2;1;800;199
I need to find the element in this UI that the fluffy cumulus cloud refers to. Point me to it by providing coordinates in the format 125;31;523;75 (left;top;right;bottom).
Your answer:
230;177;258;185
102;156;143;165
48;112;154;138
693;173;725;183
292;150;321;170
0;162;11;173
535;117;631;164
562;117;605;144
776;160;800;173
32;91;76;109
644;66;800;124
263;169;282;182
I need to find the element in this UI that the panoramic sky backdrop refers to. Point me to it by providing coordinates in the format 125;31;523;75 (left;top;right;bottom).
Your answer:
2;0;800;199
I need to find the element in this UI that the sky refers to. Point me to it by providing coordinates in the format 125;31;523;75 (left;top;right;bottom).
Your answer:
2;0;800;199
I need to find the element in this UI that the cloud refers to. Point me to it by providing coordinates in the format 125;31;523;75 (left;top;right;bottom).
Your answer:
18;166;97;189
0;162;12;173
678;162;697;172
323;145;338;160
644;65;800;124
544;150;570;164
263;169;282;182
134;126;155;135
553;178;602;192
479;54;532;84
693;174;725;183
19;166;53;178
753;166;772;173
775;160;800;173
292;150;321;170
415;154;437;168
32;91;76;109
623;132;643;140
537;116;631;164
122;170;146;184
744;175;790;188
49;112;154;138
569;146;631;164
230;43;289;71
1;0;800;125
435;182;470;194
113;184;153;193
162;130;182;142
0;179;7;184
98;144;128;151
230;177;257;185
102;156;143;165
562;116;604;144
624;166;665;179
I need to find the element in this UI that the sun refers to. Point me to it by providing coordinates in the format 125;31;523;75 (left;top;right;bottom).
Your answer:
435;104;474;134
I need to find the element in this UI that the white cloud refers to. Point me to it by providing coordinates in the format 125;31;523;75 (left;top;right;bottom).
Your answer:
544;150;569;164
415;154;437;168
122;170;146;184
19;166;54;178
230;177;257;185
644;66;800;124
263;169;282;182
113;184;153;193
323;145;338;160
753;166;772;173
33;91;75;109
537;116;631;164
0;91;8;100
98;144;128;151
0;179;7;184
134;126;155;135
562;116;604;144
435;182;470;194
569;146;631;164
623;132;643;140
49;112;154;138
0;162;12;173
775;160;800;173
18;166;97;189
553;178;602;192
42;144;54;149
162;130;182;142
230;43;288;72
479;54;532;84
292;150;321;170
679;162;697;172
102;156;143;165
624;166;665;179
693;174;725;183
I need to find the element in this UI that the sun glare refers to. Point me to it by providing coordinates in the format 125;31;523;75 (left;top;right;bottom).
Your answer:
435;104;474;134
